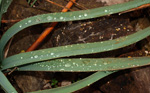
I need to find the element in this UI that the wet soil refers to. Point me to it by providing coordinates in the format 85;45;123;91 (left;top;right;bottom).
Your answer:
1;0;150;93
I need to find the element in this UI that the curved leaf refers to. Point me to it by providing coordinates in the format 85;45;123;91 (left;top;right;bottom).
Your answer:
0;0;150;61
2;27;150;70
17;57;150;72
0;71;17;93
30;71;114;93
0;0;13;14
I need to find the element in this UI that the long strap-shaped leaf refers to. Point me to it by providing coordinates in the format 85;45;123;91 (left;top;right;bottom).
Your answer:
0;71;17;93
1;27;150;70
17;57;150;72
0;0;150;61
29;71;114;93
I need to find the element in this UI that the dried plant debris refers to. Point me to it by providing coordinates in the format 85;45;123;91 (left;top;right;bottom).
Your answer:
96;0;130;5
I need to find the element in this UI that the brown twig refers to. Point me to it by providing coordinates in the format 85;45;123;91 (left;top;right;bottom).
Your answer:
8;67;18;75
4;37;14;58
119;4;150;15
67;0;88;10
26;0;76;52
1;19;21;23
46;0;74;11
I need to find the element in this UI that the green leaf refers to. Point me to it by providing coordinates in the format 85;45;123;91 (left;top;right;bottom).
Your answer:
0;0;150;61
27;0;31;4
29;71;114;93
0;0;150;93
0;71;17;93
0;0;13;26
0;0;12;14
51;79;58;86
0;1;149;93
17;57;150;72
2;27;150;70
31;0;37;7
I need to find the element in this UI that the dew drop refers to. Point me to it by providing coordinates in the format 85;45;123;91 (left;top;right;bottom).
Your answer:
20;57;23;59
132;65;135;67
104;62;107;65
76;64;79;66
60;17;63;20
47;16;52;20
60;68;65;71
47;68;50;70
84;13;87;16
56;55;60;57
51;53;54;55
104;10;108;12
94;64;97;66
109;12;113;14
88;66;91;68
108;48;111;50
19;25;22;28
40;65;44;67
65;63;71;67
28;20;32;23
73;16;76;19
34;55;38;58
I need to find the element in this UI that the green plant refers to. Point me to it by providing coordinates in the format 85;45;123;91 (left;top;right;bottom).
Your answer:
27;0;37;7
0;0;150;93
51;79;58;88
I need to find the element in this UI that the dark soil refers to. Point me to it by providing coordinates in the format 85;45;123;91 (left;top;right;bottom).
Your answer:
1;0;150;93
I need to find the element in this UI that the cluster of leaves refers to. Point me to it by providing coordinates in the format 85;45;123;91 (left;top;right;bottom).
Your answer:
51;78;58;88
0;0;150;93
